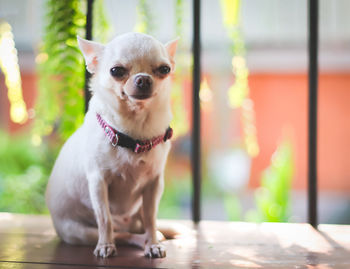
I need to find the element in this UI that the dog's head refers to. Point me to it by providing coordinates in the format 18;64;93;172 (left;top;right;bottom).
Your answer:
78;33;178;107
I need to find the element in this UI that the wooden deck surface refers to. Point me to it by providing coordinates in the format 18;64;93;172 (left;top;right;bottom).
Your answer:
0;213;349;268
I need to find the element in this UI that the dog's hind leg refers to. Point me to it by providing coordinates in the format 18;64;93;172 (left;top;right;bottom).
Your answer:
55;218;99;245
114;232;146;248
114;230;165;249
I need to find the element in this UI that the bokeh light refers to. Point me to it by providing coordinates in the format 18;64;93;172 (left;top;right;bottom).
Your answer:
0;21;28;124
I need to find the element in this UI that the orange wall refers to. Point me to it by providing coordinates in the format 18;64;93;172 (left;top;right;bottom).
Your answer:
249;73;350;191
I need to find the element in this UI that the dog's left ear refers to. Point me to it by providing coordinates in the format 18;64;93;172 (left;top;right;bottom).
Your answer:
165;38;179;61
77;36;105;73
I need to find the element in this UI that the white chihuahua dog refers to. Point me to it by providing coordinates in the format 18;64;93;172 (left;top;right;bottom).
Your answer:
46;33;178;258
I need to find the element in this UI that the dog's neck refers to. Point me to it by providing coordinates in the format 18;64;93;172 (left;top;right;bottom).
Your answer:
88;89;172;141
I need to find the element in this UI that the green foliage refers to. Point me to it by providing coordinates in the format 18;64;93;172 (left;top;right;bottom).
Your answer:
34;0;85;141
0;0;113;214
0;131;53;213
175;0;184;36
93;0;112;43
246;139;294;222
224;194;242;221
135;0;155;34
158;174;191;219
34;0;112;143
170;0;190;138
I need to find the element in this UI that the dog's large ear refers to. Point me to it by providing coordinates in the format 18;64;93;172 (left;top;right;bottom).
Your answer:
165;38;179;61
77;36;104;73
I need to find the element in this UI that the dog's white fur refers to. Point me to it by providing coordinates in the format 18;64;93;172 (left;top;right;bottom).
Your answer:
45;33;178;258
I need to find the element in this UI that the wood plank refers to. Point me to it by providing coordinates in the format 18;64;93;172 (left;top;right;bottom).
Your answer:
0;213;349;268
0;261;114;269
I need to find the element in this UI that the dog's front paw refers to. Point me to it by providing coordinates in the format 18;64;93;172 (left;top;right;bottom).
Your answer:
144;243;166;258
94;243;117;258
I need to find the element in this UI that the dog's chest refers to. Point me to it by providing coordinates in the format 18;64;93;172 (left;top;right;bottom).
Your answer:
103;146;164;181
107;155;154;187
106;159;150;216
98;144;168;215
98;135;170;176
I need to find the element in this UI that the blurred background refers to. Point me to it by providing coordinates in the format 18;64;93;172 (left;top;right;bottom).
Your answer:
0;0;349;224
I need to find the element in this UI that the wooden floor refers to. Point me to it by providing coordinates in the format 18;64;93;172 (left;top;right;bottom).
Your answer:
0;213;349;268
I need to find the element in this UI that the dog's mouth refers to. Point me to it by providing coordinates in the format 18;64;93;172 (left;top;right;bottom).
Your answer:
129;93;153;100
121;87;155;102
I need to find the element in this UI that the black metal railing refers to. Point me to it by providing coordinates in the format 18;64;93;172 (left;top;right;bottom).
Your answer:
84;0;94;113
308;0;319;228
83;0;319;227
192;0;201;223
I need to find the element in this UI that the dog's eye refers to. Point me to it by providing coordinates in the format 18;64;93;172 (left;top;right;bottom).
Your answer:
157;65;171;75
110;67;127;78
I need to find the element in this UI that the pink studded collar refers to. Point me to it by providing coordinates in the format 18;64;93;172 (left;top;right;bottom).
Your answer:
96;113;173;154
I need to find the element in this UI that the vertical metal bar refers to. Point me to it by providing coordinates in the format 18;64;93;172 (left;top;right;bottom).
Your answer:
308;0;318;228
192;0;201;223
84;0;94;113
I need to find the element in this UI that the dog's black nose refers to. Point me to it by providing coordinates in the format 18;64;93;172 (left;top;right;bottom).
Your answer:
134;75;152;91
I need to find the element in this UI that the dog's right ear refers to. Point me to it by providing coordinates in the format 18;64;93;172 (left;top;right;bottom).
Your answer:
77;36;105;73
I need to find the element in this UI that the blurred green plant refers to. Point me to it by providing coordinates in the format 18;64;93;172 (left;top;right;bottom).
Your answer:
34;0;110;142
134;0;155;34
246;139;294;222
34;0;85;142
224;194;242;221
93;0;112;43
158;174;191;219
220;0;259;157
219;0;275;222
171;0;190;138
0;0;111;214
0;131;54;213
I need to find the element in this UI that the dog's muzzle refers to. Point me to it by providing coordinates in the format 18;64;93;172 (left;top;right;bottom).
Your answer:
131;74;153;100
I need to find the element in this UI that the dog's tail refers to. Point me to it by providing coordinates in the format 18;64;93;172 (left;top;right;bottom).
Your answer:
157;220;192;240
